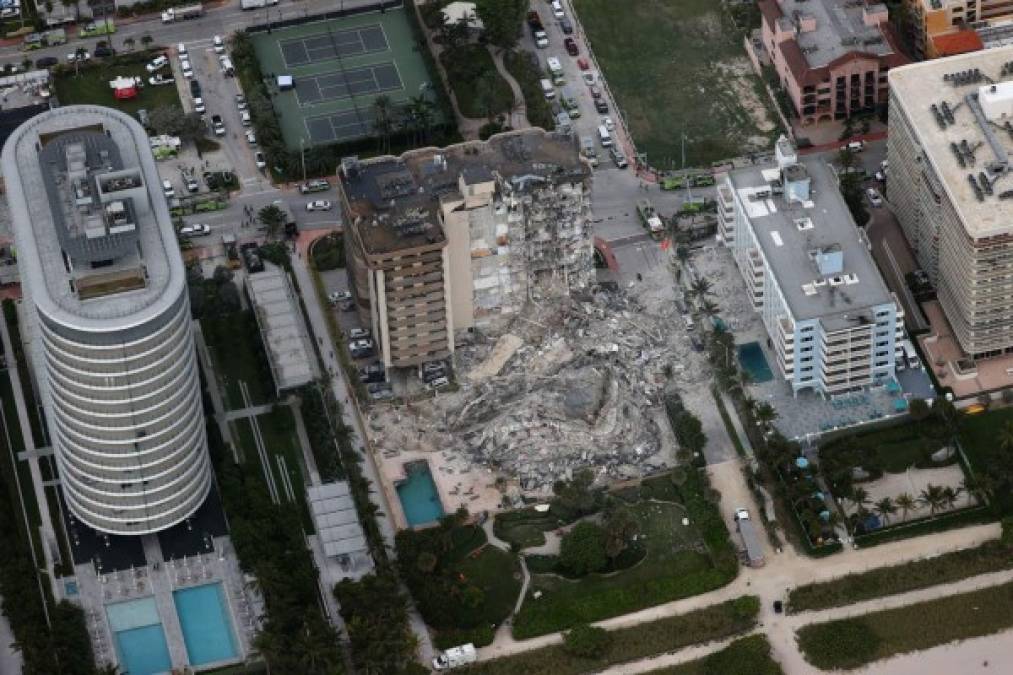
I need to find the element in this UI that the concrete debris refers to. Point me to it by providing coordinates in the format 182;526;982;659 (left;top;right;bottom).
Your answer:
367;268;714;498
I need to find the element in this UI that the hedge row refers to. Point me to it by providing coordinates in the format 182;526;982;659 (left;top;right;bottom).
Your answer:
467;596;759;675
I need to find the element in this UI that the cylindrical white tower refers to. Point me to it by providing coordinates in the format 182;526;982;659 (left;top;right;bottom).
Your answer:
3;106;212;535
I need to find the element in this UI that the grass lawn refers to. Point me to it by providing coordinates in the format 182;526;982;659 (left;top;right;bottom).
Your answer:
961;406;1013;512
573;0;778;168
494;508;559;549
646;635;783;675
820;423;945;475
789;540;1013;612
201;312;274;410
439;44;514;120
513;500;728;638
53;57;181;116
796;579;1013;670
232;409;314;533
469;597;759;675
503;50;555;131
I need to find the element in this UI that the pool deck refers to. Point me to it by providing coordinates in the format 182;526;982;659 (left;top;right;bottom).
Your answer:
62;534;260;673
377;450;501;530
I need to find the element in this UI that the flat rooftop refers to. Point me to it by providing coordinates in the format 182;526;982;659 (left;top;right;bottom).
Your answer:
2;105;183;330
245;263;316;392
341;129;588;255
890;46;1013;238
777;0;893;69
729;157;894;330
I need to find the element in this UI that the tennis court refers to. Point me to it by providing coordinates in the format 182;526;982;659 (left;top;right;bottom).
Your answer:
279;25;389;67
294;62;403;106
250;6;443;149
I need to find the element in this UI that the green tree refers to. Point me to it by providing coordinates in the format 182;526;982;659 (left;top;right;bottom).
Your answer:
908;397;931;421
754;402;778;429
895;492;916;521
562;623;612;658
874;496;897;525
689;277;712;299
258;204;287;240
140;34;153;50
372;94;394;154
673;410;707;459
122;36;135;51
473;0;527;49
552;468;600;518
147;104;186;136
602;504;640;561
918;483;947;515
474;71;503;122
559;522;607;576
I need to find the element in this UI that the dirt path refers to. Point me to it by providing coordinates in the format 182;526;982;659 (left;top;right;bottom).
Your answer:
490;47;529;130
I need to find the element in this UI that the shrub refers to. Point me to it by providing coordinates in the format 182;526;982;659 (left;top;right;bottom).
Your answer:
701;635;784;675
563;623;612;658
796;618;881;671
559;522;608;576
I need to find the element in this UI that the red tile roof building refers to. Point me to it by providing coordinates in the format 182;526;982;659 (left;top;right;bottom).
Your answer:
759;0;911;125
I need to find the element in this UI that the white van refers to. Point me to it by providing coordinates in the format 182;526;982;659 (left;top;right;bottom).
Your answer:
540;78;555;99
597;125;612;147
900;339;920;369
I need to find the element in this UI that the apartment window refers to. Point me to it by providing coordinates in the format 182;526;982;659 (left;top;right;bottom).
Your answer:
801;336;815;343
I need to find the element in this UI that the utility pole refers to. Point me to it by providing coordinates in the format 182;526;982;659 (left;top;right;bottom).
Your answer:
682;132;694;204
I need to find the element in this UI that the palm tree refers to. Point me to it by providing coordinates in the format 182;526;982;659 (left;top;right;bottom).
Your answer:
874;496;897;525
73;46;87;77
999;420;1013;454
257;204;286;240
372;94;394;154
140;34;153;50
918;483;948;516
844;486;871;516
123;36;136;51
754;402;778;429
20;57;31;72
699;297;719;319
895;492;916;521
941;486;960;512
689;277;712;299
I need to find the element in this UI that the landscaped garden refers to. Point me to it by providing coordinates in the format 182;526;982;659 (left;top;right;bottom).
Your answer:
53;50;181;116
508;466;739;639
200;309;275;409
396;510;522;648
502;49;555;131
796;578;1013;670
439;43;514;120
468;596;760;675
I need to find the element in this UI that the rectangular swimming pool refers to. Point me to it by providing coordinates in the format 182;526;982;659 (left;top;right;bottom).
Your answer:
106;597;172;675
737;341;774;384
396;461;445;527
173;583;239;667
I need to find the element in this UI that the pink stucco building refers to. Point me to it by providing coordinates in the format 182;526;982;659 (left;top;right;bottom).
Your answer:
759;0;911;125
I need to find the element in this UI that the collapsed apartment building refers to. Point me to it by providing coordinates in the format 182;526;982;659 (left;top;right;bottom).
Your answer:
336;129;594;369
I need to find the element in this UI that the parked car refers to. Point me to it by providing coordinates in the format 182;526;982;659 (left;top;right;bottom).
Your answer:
360;363;385;384
551;0;564;19
211;115;225;136
348;327;371;340
148;74;174;86
245;129;256;145
254;151;266;169
328;290;352;304
213;34;225;54
240;110;251;126
94;45;112;57
177;42;187;57
178;223;211;237
162;180;175;198
193;96;205;113
350;339;374;358
601;116;615;131
66;50;90;62
181;59;193;78
563;37;579;56
589;85;602;99
866;187;883;207
560;17;574;34
609;147;628;169
236;93;247;110
300;179;330;194
427;376;450;390
577;57;589;71
190;79;201;97
370;387;394;401
875;169;886;182
146;55;169;72
594;98;609;114
306;199;332;211
36;56;58;68
582;72;596;86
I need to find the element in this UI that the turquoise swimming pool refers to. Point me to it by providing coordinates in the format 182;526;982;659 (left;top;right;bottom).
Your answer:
396;461;445;527
173;583;238;667
106;597;171;675
737;341;774;384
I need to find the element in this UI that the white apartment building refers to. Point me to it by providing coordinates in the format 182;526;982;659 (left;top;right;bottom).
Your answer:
2;105;212;535
889;47;1013;359
719;136;905;396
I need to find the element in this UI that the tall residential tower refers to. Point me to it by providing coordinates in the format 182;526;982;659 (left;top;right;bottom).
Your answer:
2;105;211;535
